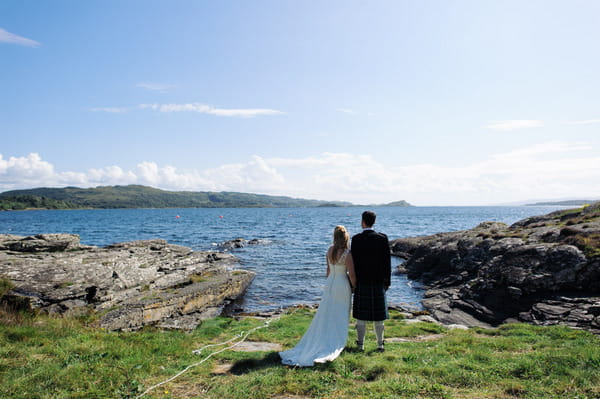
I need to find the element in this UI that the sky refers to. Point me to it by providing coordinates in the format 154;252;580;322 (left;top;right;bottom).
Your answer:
1;1;599;206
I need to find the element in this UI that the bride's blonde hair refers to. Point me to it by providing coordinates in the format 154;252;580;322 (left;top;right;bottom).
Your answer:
331;225;349;263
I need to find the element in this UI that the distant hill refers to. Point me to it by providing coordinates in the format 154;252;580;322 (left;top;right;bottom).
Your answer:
0;195;80;211
381;200;412;207
526;199;599;206
0;185;355;210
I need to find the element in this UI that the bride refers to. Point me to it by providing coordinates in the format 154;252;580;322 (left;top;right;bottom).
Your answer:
279;225;357;367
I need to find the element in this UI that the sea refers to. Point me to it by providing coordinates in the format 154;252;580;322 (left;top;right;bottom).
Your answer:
0;205;568;312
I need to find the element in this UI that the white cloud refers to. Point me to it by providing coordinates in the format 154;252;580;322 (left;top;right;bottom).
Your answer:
87;166;137;184
139;103;284;118
0;27;40;47
204;156;286;192
90;107;127;113
484;120;543;131
136;82;174;92
336;108;355;114
0;153;54;183
1;142;599;205
564;119;600;125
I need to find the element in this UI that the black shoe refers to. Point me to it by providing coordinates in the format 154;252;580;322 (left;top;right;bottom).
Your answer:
356;341;364;351
376;344;385;353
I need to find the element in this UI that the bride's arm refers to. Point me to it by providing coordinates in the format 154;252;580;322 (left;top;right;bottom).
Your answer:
326;246;332;277
345;251;357;288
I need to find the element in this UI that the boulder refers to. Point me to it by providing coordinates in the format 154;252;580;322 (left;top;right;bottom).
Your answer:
218;238;271;251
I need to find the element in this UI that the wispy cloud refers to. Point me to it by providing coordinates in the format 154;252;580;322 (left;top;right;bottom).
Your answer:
2;141;599;205
0;27;40;47
564;119;600;125
484;120;543;131
90;107;127;113
139;103;284;118
336;108;355;114
136;82;175;92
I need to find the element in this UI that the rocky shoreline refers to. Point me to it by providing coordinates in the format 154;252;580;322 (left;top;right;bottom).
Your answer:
391;202;600;333
3;203;599;334
0;234;254;331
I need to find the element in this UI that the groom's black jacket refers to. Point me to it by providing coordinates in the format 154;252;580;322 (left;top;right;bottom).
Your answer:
351;229;391;289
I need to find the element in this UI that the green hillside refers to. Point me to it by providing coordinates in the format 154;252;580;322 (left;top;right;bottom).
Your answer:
0;195;81;211
0;185;354;210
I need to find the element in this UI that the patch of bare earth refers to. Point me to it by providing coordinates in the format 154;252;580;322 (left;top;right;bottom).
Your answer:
387;334;445;343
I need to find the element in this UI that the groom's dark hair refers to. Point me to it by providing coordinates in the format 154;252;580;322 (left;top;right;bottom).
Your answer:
362;211;376;227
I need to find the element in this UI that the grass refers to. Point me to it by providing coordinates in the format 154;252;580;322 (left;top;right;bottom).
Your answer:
1;307;599;399
190;274;208;284
563;232;600;258
0;276;14;297
56;282;75;289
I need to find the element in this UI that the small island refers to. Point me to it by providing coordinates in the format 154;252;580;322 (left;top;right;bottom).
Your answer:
381;200;412;207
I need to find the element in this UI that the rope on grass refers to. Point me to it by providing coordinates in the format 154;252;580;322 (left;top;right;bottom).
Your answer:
134;309;292;399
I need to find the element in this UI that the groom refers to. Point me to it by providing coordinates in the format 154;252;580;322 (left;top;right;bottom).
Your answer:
351;210;391;352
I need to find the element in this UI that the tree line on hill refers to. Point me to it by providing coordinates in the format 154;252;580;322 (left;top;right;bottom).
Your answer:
0;185;412;210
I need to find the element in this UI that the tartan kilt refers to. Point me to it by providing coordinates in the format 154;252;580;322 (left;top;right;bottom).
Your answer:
352;282;388;321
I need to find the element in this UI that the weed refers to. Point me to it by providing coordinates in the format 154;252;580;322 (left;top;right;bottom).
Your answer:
0;276;15;296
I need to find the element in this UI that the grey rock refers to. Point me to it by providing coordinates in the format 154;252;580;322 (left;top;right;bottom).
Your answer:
0;234;254;331
218;238;271;251
230;341;283;352
389;202;600;333
446;324;469;330
0;233;89;252
415;315;439;324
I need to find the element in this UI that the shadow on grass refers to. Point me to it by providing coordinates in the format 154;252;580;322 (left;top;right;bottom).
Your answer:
229;352;282;375
229;347;387;375
345;346;364;354
345;346;387;357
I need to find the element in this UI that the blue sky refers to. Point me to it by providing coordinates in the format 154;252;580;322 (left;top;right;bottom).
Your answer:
1;1;599;205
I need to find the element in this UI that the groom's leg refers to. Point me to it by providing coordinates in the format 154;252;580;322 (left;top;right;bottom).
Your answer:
355;319;366;350
374;320;384;349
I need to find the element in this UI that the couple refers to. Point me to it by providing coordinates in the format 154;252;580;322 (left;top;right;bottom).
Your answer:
279;211;392;367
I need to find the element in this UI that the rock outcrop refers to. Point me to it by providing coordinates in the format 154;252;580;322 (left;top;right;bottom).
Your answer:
217;238;271;251
0;234;255;331
391;202;600;332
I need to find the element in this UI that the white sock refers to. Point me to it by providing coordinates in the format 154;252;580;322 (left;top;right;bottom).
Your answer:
374;321;384;347
356;319;366;346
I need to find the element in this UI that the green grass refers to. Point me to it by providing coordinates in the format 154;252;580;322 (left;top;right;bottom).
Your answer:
1;307;599;398
190;274;208;284
0;276;14;297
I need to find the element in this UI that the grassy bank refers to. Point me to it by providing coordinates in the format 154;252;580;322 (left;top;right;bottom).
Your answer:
1;307;599;399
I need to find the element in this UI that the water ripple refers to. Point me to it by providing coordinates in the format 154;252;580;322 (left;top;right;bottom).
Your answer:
0;206;566;312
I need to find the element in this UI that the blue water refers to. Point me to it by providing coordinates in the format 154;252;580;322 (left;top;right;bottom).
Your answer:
0;206;566;312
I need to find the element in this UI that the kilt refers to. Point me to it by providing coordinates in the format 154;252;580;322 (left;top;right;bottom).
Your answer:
352;281;388;321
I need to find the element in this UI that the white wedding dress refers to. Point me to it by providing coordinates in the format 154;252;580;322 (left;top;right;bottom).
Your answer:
279;249;352;367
